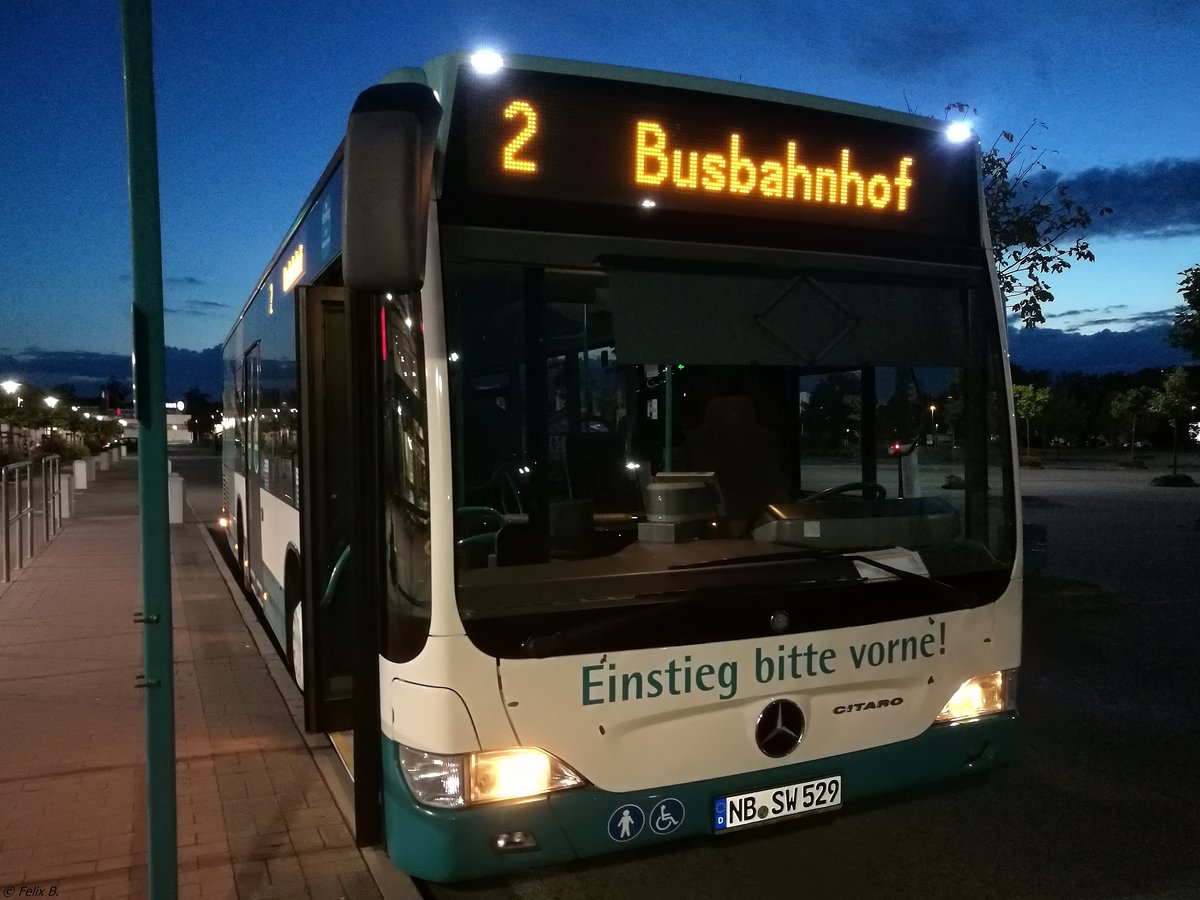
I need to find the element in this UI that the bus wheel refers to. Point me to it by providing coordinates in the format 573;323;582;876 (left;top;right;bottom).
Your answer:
236;517;247;589
290;604;304;692
285;554;304;690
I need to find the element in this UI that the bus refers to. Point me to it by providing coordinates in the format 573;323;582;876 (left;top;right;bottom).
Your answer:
221;50;1020;883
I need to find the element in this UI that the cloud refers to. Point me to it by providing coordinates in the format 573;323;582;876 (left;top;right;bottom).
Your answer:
1062;308;1176;331
853;20;985;77
1047;304;1129;319
164;299;232;318
1044;158;1200;240
119;274;207;286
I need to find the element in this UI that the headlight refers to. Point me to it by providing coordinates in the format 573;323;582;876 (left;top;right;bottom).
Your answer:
935;669;1017;724
399;745;586;808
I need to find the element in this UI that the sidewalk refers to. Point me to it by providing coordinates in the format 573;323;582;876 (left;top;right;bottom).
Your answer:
0;458;385;898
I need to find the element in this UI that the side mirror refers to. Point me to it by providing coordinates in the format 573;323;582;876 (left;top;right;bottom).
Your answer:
342;83;442;294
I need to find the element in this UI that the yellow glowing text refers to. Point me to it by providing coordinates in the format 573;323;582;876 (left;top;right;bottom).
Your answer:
634;121;914;212
281;245;304;292
502;100;539;174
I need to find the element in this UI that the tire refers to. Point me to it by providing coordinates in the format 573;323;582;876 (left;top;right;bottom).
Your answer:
284;554;304;690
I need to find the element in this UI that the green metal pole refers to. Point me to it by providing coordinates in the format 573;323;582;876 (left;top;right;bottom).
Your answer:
119;1;177;895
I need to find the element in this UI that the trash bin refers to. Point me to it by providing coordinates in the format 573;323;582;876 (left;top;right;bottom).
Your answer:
59;473;73;519
72;458;88;491
168;473;184;524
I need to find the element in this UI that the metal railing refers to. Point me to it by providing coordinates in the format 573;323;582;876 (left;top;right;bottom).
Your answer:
2;460;34;583
42;454;63;543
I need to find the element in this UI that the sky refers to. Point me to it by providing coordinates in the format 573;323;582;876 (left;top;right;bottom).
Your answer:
1;0;1197;356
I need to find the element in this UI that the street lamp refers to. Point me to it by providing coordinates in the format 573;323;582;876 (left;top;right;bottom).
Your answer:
0;380;21;406
44;396;60;409
929;404;937;434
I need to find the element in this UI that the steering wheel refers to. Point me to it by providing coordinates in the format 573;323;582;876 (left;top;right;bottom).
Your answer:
798;481;887;503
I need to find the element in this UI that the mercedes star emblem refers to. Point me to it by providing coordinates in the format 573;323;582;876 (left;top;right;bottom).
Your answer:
755;698;805;758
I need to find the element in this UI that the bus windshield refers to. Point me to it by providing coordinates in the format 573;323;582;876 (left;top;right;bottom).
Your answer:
444;257;1015;657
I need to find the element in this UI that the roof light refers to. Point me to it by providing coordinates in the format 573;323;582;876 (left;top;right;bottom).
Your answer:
470;49;504;75
946;121;973;143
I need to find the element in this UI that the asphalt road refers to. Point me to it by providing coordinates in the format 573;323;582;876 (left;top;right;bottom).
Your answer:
172;446;1200;898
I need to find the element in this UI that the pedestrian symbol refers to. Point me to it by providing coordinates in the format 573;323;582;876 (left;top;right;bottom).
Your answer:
607;803;645;842
649;797;685;835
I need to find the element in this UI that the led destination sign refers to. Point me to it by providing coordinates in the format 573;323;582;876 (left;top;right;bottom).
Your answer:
446;68;978;242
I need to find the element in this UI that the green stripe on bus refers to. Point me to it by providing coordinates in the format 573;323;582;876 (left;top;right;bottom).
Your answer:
380;712;1016;882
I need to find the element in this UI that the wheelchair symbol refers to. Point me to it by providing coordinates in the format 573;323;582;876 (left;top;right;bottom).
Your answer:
649;797;685;835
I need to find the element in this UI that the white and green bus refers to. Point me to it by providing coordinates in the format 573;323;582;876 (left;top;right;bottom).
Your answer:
221;50;1020;883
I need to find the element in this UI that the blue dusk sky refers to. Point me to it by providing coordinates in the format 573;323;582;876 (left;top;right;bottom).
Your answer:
1;0;1197;354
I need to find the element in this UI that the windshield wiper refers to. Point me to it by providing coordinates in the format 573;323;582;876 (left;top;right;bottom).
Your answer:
673;548;977;609
522;549;977;658
523;552;855;658
842;554;977;610
667;548;838;570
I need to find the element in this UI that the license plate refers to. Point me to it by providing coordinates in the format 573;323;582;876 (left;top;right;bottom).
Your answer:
713;775;841;832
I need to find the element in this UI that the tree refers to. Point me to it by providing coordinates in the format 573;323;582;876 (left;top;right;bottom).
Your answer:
1043;387;1087;456
101;377;130;414
802;373;862;450
1149;368;1196;476
1167;264;1200;358
948;106;1111;327
1012;384;1050;454
184;387;220;441
1110;387;1154;457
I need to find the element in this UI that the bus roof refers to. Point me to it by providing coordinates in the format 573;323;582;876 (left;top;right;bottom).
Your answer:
226;52;955;347
389;51;943;142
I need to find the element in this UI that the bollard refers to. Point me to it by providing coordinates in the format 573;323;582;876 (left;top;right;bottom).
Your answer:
109;448;120;466
59;472;74;520
86;456;97;481
166;458;172;474
98;452;111;472
168;472;184;524
73;458;89;491
120;444;128;459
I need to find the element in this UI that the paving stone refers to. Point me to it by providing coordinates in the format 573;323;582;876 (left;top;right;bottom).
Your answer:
0;460;381;898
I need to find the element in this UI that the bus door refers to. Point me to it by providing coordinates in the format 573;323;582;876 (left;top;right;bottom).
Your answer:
242;342;263;591
297;286;355;734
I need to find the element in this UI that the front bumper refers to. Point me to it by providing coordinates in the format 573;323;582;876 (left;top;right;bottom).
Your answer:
382;711;1017;882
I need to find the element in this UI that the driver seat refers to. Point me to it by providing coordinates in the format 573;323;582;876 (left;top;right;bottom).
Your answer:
685;397;788;523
